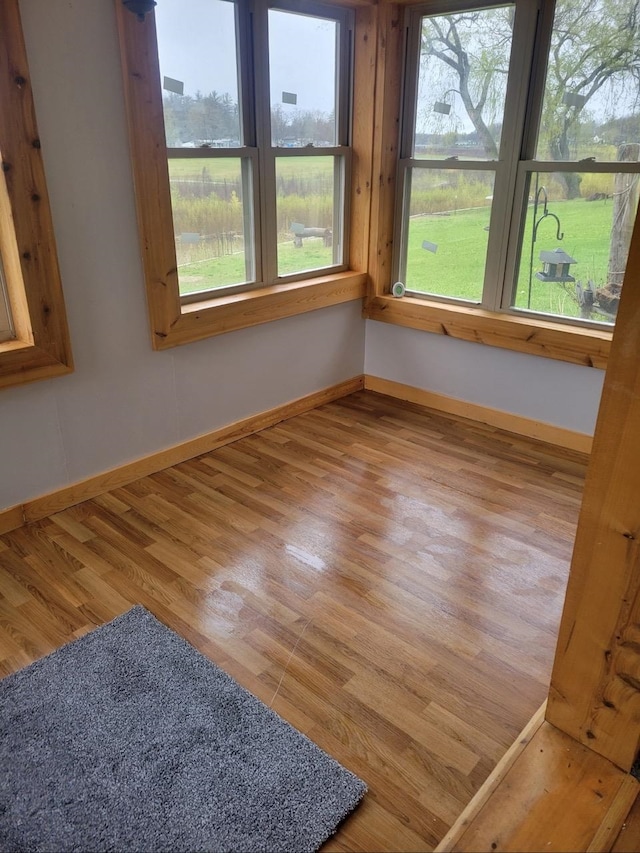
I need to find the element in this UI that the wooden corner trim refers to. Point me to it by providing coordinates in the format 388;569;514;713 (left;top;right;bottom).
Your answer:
436;711;639;853
0;376;365;533
436;702;547;853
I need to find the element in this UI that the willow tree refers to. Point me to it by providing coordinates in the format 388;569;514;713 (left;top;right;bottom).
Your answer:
419;7;513;159
420;0;640;197
538;0;640;197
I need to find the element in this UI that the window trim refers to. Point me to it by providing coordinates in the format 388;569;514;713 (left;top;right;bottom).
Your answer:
115;0;374;350
364;0;615;369
0;262;13;343
0;0;73;390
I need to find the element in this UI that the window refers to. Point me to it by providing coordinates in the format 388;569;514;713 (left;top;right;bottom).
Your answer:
0;0;72;389
117;0;372;349
393;0;640;332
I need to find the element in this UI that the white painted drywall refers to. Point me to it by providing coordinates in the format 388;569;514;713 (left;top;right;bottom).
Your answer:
364;320;605;435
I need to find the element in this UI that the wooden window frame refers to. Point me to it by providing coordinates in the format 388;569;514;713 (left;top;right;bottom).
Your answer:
115;0;375;351
0;0;73;390
364;0;614;370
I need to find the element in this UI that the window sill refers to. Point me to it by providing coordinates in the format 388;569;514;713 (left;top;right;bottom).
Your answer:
0;338;73;390
152;271;368;350
364;295;611;368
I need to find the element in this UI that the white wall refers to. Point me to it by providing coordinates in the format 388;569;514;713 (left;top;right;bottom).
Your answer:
365;321;605;435
0;0;605;513
0;0;365;511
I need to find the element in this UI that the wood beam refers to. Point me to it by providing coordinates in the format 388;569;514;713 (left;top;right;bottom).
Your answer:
546;209;640;770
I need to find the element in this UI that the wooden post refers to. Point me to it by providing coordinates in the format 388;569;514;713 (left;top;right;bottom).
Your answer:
547;208;640;771
608;144;640;291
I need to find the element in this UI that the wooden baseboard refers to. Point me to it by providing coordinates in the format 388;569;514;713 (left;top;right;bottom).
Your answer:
436;708;639;853
0;376;364;534
1;373;590;535
0;504;25;536
364;375;593;455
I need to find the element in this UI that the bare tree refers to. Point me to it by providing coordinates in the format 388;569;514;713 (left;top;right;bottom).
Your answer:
420;8;513;159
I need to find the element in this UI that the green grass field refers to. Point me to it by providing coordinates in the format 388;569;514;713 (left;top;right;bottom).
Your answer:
175;189;627;325
405;196;620;321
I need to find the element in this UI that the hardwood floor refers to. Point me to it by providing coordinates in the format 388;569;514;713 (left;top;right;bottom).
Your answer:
0;391;588;851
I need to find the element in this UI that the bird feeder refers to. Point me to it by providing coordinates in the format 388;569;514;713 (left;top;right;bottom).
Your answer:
536;248;577;283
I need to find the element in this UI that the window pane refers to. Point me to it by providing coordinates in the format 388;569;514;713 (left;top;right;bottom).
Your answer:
0;265;13;342
535;0;640;162
512;171;639;324
275;156;341;277
269;10;338;147
415;6;514;160
156;0;241;148
169;158;254;296
403;169;495;301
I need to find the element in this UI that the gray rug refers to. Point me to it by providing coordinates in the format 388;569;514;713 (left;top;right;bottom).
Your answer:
0;606;366;852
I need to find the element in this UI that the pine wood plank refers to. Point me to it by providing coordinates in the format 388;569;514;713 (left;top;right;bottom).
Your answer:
611;790;640;852
0;0;73;388
547;213;640;770
365;295;611;368
438;721;638;853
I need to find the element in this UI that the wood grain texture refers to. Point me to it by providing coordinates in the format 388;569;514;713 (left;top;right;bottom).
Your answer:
0;390;587;850
0;0;73;389
439;720;638;853
348;3;377;275
366;1;404;300
365;295;611;369
436;703;547;852
547;212;640;770
114;0;181;346
611;792;640;852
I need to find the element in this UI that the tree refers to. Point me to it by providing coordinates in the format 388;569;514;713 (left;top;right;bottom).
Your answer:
420;0;640;197
420;8;513;160
539;0;640;197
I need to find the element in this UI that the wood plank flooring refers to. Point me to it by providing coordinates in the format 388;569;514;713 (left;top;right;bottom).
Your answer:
0;391;589;851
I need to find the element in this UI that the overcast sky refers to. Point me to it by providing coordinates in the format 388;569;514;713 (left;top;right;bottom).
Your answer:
155;0;337;115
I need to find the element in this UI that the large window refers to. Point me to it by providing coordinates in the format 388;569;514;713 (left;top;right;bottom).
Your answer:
155;0;351;299
117;0;370;350
394;0;640;330
115;0;376;349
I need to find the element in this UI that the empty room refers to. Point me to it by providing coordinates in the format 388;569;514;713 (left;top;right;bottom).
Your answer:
1;0;640;850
